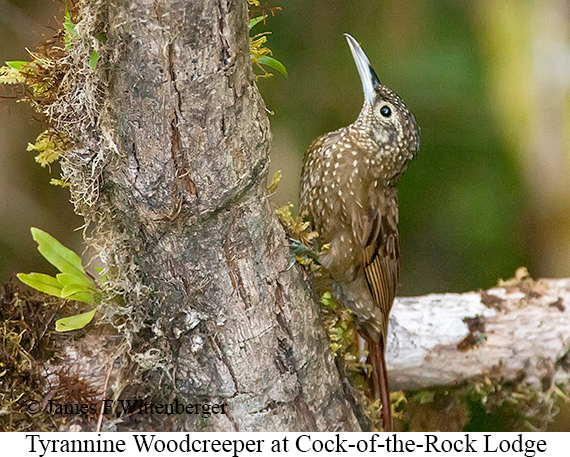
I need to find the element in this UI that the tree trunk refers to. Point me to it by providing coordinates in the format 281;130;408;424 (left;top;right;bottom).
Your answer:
61;0;360;431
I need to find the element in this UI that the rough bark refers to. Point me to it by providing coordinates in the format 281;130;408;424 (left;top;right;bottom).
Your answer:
62;0;360;431
388;278;570;392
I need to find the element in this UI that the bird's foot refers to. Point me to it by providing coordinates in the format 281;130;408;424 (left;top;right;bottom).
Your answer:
282;237;321;271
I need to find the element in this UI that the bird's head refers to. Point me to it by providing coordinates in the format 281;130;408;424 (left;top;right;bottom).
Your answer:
345;34;420;182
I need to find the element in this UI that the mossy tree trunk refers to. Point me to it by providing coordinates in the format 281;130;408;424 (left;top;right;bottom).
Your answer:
61;0;360;431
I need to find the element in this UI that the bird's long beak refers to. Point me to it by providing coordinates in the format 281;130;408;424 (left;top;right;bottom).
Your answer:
344;34;381;105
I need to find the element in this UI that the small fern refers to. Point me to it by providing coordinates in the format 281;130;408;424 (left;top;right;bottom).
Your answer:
17;228;100;332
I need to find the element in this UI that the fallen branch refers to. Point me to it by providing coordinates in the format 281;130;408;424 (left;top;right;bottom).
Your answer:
388;274;570;392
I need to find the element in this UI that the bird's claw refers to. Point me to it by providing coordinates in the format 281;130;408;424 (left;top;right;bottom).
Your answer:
283;257;296;272
287;237;320;261
281;237;321;273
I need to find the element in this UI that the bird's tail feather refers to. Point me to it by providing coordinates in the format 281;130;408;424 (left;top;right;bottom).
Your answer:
369;339;392;432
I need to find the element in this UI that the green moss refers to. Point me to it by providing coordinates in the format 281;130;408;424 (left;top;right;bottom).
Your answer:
27;130;67;167
397;375;568;432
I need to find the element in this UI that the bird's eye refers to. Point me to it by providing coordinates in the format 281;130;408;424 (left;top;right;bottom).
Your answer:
380;105;392;117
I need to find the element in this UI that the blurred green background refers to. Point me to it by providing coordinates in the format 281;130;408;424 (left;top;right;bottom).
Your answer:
1;0;569;298
258;0;570;296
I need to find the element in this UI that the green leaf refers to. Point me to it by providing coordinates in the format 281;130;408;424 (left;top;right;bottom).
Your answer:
64;21;77;38
94;267;108;283
67;291;96;303
64;9;77;38
61;285;95;304
257;55;287;77
63;7;77;49
60;280;94;301
31;227;86;278
60;283;85;298
89;50;99;69
55;309;97;332
320;291;336;309
57;272;93;289
17;273;63;297
249;16;265;30
5;61;27;70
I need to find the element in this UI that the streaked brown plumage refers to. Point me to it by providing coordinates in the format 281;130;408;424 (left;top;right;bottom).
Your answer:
299;35;420;431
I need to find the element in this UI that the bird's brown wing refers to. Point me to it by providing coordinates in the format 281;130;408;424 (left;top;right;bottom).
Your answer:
353;185;400;341
351;184;399;431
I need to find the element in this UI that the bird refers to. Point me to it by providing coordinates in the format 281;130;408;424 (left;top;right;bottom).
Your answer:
298;34;420;431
